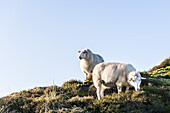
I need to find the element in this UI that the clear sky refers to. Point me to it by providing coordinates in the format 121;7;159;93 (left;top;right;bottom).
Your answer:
0;0;170;97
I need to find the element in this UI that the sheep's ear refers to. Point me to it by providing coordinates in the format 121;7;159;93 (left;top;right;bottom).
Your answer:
141;77;146;79
78;51;81;53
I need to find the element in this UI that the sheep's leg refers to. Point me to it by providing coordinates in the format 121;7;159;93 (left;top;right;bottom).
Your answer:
117;84;122;94
100;87;105;98
83;71;88;80
97;87;101;100
88;73;92;80
126;86;130;91
117;84;122;99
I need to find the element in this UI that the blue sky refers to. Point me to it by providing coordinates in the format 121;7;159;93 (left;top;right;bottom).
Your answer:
0;0;170;97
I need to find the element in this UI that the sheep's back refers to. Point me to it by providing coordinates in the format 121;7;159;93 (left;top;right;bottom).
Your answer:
93;62;136;85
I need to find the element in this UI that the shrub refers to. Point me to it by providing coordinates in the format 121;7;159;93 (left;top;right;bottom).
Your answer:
62;79;82;87
61;80;83;98
141;78;165;87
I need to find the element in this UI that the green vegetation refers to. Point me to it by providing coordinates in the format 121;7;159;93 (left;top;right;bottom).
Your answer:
0;58;170;113
149;57;170;72
148;66;170;78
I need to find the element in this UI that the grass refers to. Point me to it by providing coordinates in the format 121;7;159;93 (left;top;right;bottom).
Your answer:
0;58;170;113
149;57;170;72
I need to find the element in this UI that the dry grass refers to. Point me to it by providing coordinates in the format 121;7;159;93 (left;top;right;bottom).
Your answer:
0;58;170;112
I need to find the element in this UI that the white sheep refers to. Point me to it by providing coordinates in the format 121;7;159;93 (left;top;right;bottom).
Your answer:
78;48;104;80
92;62;146;100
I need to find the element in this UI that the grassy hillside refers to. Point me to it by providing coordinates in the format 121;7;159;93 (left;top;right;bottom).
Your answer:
0;59;170;113
149;57;170;72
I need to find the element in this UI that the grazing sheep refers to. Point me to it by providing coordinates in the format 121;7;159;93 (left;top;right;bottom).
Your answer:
78;48;104;80
92;62;145;100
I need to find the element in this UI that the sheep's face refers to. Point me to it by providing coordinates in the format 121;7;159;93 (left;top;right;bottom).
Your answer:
128;72;145;91
129;76;141;91
78;50;88;60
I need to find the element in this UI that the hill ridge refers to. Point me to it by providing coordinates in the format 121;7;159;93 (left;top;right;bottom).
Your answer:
0;58;170;113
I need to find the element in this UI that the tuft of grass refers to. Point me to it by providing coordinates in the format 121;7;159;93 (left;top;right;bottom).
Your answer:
68;96;94;108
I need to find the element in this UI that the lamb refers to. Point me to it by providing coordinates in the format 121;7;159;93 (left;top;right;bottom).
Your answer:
78;48;104;80
92;62;146;100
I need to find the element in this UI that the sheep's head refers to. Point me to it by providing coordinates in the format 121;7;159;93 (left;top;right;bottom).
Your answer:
78;48;92;60
128;71;146;91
